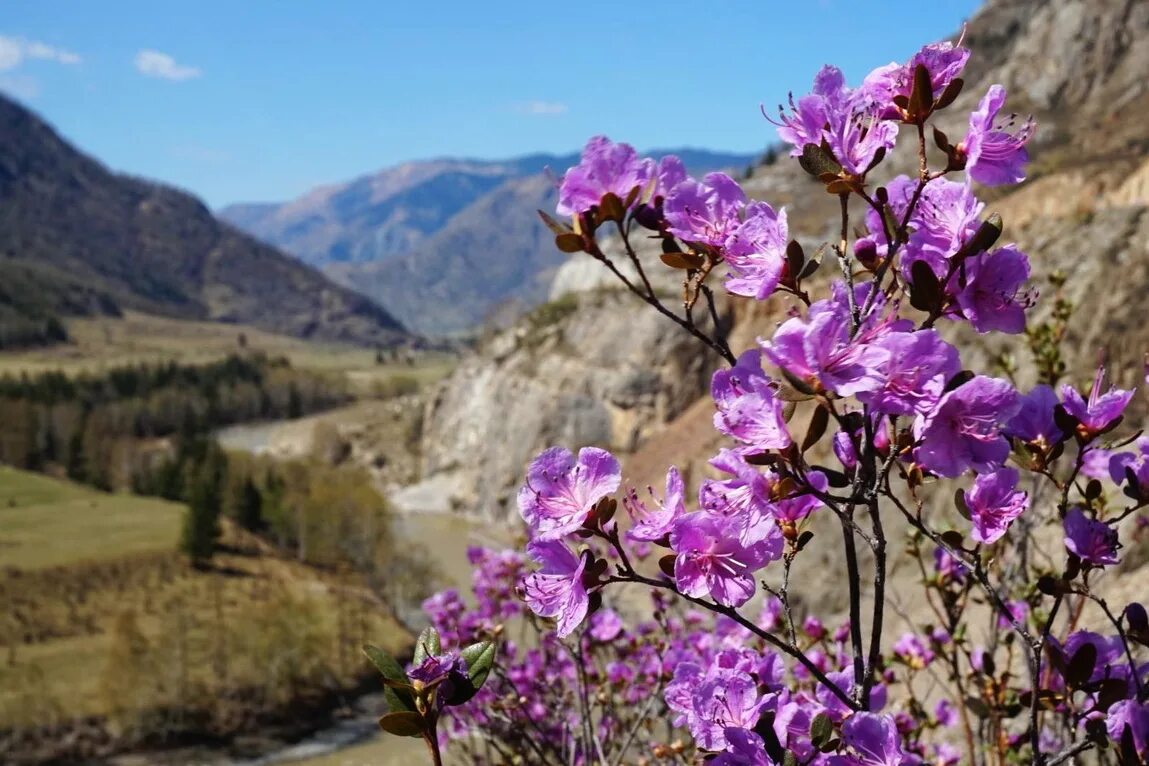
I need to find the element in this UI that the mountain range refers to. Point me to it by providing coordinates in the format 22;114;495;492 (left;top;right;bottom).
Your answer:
220;149;760;335
0;95;409;348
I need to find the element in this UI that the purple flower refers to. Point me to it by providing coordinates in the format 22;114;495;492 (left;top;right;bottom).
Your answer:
712;350;792;452
914;375;1020;477
834;429;858;471
955;246;1032;334
996;600;1030;631
1107;700;1149;758
834;712;910;766
878;177;983;281
965;467;1029;544
935;699;958;727
668;662;769;751
1063;507;1120;567
521;540;590;638
1060;366;1134;439
763;306;889;397
803;615;826;640
863;41;970;118
556;135;654;217
1005;384;1064;447
772;470;828;524
517;446;621;540
712;728;776;766
1109;436;1149;495
958;85;1036;186
723;201;788;300
893;632;935;669
624;465;686;543
772;65;897;176
664;172;747;248
408;650;469;710
858;329;960;416
933;546;967;583
588;608;623;642
670;511;782;607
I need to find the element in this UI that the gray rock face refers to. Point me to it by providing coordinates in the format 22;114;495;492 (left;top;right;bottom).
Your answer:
416;289;728;521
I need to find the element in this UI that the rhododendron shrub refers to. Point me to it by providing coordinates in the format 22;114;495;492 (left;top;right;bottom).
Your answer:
369;37;1149;766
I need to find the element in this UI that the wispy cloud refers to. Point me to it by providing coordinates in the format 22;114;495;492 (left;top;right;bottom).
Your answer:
514;100;569;116
0;35;82;72
134;49;201;81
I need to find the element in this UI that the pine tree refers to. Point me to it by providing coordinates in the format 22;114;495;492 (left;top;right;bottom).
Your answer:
234;476;264;532
180;456;225;567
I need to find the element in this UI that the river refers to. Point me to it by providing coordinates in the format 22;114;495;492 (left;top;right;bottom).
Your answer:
209;414;510;766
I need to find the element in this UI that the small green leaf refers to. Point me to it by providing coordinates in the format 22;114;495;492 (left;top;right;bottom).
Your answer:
798;143;843;178
810;711;834;750
459;640;497;695
413;627;441;667
377;710;425;738
363;643;416;712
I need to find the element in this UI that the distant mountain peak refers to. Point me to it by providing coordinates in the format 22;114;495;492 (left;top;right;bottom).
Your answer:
219;146;759;336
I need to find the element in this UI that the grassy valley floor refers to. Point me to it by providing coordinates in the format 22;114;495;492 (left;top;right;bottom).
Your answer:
0;466;411;765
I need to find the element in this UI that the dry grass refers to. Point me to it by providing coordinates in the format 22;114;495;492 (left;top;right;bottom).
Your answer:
0;310;456;382
0;467;410;733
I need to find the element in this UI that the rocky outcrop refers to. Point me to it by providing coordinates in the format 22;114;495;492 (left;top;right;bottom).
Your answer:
405;289;729;520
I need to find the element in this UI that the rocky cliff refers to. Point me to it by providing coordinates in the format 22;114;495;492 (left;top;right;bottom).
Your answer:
406;0;1149;527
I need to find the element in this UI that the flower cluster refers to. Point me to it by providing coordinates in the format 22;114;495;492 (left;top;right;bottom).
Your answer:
405;34;1149;766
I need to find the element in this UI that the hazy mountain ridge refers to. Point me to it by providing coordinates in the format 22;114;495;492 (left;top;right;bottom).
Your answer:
221;148;759;335
0;94;410;347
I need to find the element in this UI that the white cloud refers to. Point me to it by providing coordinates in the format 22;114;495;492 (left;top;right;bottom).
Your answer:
0;35;82;72
514;100;569;116
134;49;201;81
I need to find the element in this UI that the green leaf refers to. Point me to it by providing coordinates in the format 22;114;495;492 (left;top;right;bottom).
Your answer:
798;143;843;178
455;638;496;702
363;643;416;712
413;627;441;667
377;710;425;738
810;711;834;750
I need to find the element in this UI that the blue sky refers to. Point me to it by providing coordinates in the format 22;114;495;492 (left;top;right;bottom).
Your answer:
1;1;980;208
